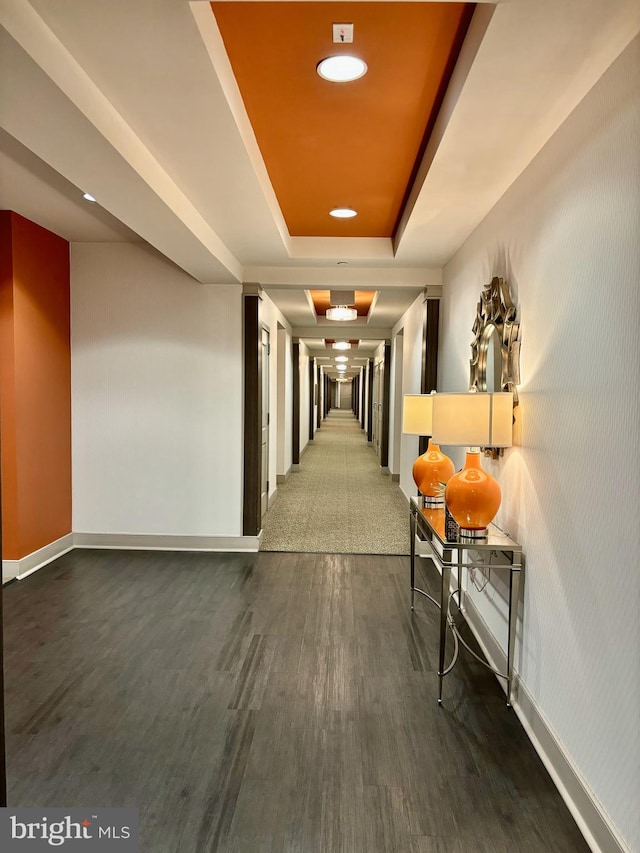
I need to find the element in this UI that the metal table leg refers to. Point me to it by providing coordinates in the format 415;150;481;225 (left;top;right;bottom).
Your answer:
410;508;416;611
507;566;521;706
437;564;451;704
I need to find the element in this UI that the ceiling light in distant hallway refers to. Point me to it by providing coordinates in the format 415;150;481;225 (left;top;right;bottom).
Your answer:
335;356;349;363
337;364;347;372
332;341;351;350
326;305;357;321
329;208;358;219
317;55;367;82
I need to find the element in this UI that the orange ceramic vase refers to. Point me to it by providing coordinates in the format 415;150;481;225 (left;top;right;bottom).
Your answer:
412;439;455;504
444;450;501;534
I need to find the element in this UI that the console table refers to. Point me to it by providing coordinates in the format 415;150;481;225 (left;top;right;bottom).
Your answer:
409;496;523;706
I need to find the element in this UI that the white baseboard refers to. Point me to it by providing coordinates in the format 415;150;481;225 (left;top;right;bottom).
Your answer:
463;595;628;853
2;533;74;584
73;532;262;552
276;466;292;484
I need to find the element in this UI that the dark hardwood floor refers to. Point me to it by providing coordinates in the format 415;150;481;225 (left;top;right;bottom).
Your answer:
3;550;588;852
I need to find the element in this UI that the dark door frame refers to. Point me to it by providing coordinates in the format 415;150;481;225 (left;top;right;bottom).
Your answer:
419;297;440;454
367;359;374;442
242;286;262;537
292;339;300;466
308;358;315;441
380;341;392;469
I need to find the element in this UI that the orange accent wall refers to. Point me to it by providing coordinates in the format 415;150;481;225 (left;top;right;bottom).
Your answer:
0;212;71;561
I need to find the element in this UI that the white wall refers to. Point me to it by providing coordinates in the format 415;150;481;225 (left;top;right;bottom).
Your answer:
71;242;244;538
260;292;292;495
275;323;292;480
299;343;311;454
393;292;429;500
388;331;404;477
440;38;639;853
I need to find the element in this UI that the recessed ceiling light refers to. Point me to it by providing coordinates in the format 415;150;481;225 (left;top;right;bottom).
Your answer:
337;364;347;372
326;306;357;321
332;341;351;350
335;356;349;363
83;192;97;202
317;55;367;83
329;208;357;219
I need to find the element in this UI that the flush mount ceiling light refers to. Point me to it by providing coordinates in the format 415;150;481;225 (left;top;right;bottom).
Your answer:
337;364;347;371
317;55;367;83
329;207;358;219
332;341;351;350
83;192;96;202
335;356;349;363
326;305;357;321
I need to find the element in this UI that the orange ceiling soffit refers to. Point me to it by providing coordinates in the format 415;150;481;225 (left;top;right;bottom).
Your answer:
211;2;474;239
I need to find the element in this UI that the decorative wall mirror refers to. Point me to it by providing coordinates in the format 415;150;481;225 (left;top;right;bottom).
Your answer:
469;276;521;456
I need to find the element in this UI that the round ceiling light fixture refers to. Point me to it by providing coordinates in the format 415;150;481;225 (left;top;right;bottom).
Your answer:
329;207;357;219
335;356;349;363
317;55;367;83
332;341;351;350
337;364;347;372
326;305;357;321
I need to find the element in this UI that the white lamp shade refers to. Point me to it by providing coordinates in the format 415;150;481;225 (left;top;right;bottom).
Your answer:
402;394;433;436
431;392;513;447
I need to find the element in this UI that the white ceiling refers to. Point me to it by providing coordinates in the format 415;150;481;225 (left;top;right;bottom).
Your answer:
1;0;638;365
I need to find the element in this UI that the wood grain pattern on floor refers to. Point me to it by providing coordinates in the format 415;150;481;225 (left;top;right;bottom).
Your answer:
3;549;589;852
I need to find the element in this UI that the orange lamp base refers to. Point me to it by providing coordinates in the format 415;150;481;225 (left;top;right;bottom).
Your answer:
444;450;501;538
412;440;455;507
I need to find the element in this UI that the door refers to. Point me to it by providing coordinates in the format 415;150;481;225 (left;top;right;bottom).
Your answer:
261;327;270;517
339;380;352;410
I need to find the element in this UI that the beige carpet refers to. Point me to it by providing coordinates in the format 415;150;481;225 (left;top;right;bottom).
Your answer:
260;410;410;554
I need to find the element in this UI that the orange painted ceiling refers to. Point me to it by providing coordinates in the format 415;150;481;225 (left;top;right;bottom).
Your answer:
210;2;474;238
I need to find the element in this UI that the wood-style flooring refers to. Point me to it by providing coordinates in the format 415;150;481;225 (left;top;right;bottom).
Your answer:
3;549;588;852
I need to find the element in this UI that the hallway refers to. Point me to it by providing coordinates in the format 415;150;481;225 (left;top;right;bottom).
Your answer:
260;410;409;554
3;548;587;852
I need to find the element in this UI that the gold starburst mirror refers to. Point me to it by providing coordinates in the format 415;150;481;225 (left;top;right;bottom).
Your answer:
469;277;521;455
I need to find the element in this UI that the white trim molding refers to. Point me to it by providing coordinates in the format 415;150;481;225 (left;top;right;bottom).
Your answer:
2;533;74;584
73;532;262;553
463;594;629;853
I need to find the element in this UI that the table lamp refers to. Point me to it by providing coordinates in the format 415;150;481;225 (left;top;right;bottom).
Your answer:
402;394;455;507
431;392;513;539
